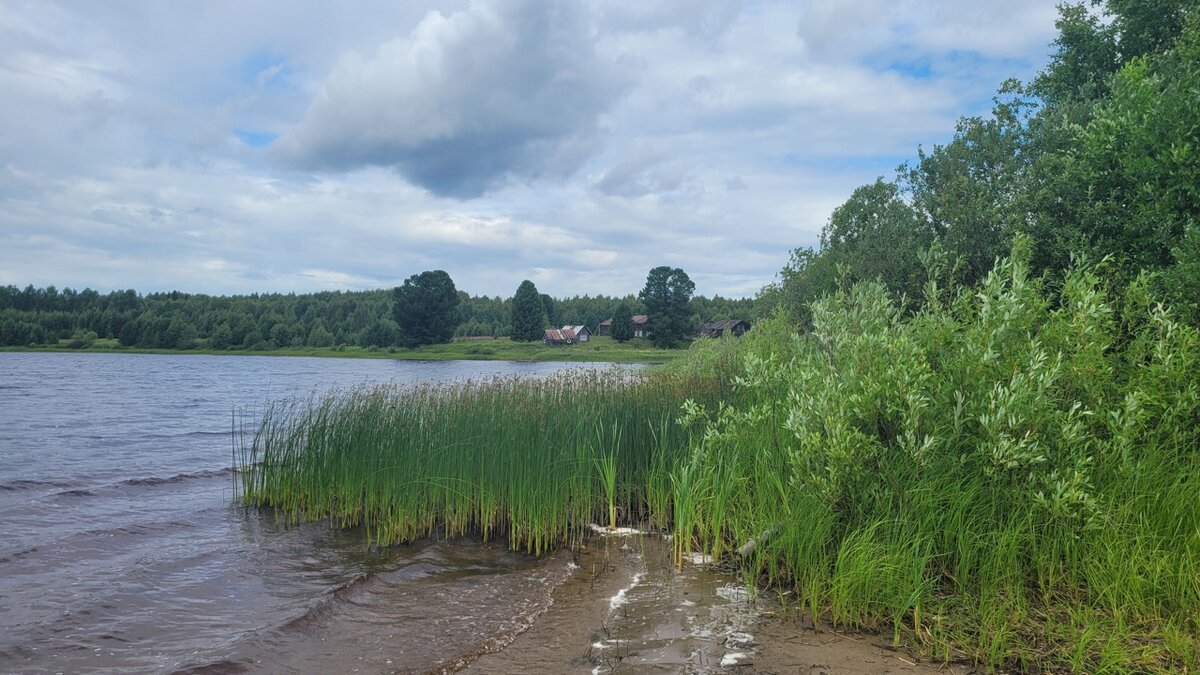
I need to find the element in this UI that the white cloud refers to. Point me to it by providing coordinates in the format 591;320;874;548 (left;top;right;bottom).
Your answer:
274;0;628;197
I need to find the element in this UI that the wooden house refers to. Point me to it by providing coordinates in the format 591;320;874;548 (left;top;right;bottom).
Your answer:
632;315;649;338
698;319;749;338
562;325;590;342
542;328;576;346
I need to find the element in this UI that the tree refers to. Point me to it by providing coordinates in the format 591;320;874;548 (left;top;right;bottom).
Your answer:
360;318;399;347
611;303;634;342
821;178;933;309
306;320;335;348
511;280;547;341
392;270;460;348
639;266;695;348
540;293;558;327
902;89;1032;286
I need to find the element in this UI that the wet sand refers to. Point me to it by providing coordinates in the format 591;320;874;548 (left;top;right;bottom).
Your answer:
469;531;972;674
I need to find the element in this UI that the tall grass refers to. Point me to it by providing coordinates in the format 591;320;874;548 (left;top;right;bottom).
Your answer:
236;368;714;552
670;238;1200;671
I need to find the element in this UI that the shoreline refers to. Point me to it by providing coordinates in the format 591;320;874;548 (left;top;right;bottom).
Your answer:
466;530;967;674
0;341;683;364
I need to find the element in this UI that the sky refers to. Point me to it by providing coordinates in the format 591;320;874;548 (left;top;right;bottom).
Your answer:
0;0;1063;299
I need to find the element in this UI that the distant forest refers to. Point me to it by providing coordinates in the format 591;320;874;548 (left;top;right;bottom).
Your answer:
0;284;751;350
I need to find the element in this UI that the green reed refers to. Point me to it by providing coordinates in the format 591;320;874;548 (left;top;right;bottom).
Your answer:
237;368;708;552
668;239;1200;672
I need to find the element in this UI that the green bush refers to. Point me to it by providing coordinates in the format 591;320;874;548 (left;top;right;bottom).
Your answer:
670;240;1200;671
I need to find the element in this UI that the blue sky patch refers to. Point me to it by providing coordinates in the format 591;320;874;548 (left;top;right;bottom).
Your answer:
235;129;278;147
237;49;291;89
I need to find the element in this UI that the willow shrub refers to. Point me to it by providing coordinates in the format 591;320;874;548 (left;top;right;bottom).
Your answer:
671;240;1200;671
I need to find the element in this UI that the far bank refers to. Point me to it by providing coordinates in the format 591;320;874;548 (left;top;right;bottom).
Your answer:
0;335;684;364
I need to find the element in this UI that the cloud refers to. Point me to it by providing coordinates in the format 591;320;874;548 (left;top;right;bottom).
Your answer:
274;0;628;197
593;144;691;198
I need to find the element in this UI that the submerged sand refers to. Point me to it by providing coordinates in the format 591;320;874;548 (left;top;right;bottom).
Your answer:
467;531;971;674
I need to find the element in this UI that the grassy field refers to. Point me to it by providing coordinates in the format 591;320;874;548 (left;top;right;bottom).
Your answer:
0;335;682;364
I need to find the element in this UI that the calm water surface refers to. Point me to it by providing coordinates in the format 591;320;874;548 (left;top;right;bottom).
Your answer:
0;353;626;674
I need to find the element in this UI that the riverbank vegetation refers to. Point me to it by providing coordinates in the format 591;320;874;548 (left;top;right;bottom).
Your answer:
238;245;1199;671
675;244;1199;671
237;365;736;553
2;335;683;364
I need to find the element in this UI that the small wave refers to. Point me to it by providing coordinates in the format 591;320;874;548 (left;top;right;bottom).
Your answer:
54;488;98;498
78;517;203;540
184;430;239;438
0;545;40;564
170;658;253;674
430;555;578;673
277;572;375;633
120;468;235;487
0;478;77;492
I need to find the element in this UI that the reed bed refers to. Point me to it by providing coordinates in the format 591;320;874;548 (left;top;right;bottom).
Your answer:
670;240;1200;672
236;368;721;552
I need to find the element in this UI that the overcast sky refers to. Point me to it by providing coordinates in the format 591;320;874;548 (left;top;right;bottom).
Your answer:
0;0;1061;299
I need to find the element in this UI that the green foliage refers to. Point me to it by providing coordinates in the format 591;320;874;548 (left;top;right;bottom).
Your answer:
1033;2;1119;106
306;320;335;348
903;87;1033;286
610;302;634;342
639;266;695;348
672;244;1200;671
510;280;547;342
392;270;460;348
540;293;557;327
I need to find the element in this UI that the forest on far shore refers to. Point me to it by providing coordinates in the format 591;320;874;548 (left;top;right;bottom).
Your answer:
0;282;752;351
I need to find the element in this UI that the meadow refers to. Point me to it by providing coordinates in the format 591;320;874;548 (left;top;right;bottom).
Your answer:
4;335;681;364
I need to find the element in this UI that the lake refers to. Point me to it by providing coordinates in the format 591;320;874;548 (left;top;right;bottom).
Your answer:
0;352;837;674
0;353;626;672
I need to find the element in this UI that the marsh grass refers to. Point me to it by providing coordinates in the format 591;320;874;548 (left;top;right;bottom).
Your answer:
670;239;1200;671
237;368;712;552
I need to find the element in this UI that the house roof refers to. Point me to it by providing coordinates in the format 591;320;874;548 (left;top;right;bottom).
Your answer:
599;318;612;327
562;325;588;334
632;315;648;324
700;319;747;331
543;328;575;342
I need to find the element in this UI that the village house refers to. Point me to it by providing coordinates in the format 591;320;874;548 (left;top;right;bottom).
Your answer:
542;327;576;346
632;315;649;338
598;315;650;338
562;325;590;342
698;319;750;338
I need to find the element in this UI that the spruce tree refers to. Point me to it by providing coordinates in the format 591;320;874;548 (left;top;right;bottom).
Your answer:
511;280;547;341
611;303;634;342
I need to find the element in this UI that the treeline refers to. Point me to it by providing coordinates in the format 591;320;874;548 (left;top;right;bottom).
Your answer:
759;0;1200;327
0;284;751;350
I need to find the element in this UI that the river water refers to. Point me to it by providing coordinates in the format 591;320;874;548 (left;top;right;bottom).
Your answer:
0;352;796;674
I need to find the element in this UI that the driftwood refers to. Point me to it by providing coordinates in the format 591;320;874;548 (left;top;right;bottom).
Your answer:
736;524;780;557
